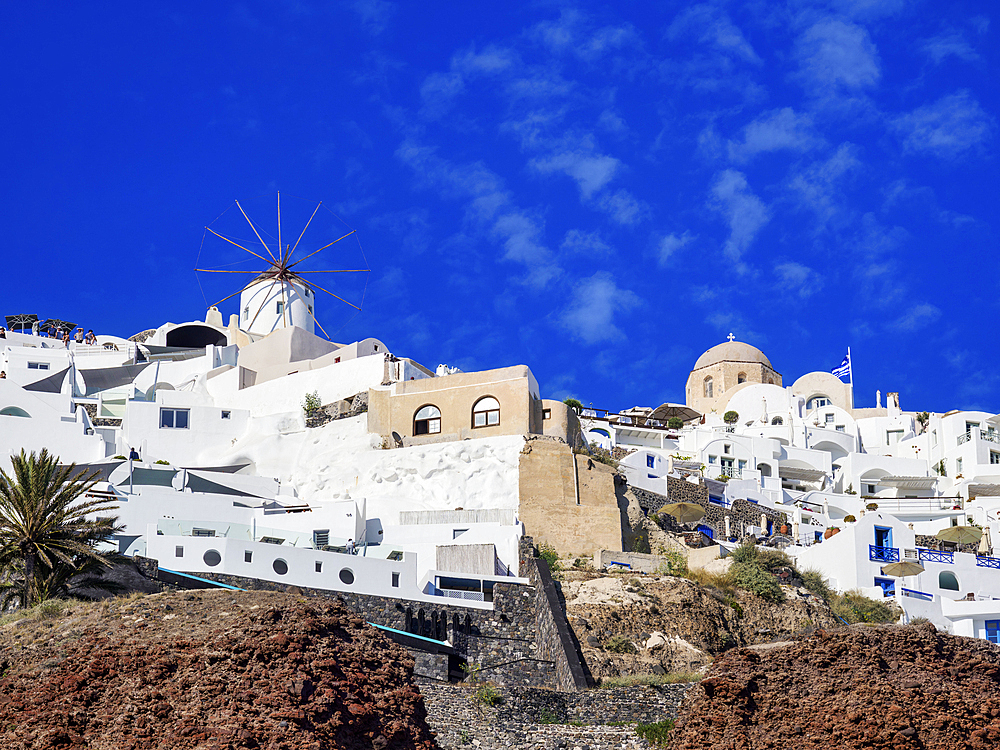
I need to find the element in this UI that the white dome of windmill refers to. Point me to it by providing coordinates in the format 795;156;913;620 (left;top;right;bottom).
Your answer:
197;192;370;340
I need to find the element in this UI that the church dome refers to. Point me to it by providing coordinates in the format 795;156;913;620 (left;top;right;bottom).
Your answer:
693;340;773;371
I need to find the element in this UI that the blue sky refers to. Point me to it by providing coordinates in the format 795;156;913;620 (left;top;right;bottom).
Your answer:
1;1;996;413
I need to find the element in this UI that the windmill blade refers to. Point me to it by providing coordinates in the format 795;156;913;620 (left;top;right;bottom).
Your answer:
286;200;322;263
195;268;267;274
210;283;255;310
309;280;363;311
296;269;370;273
313;315;333;341
205;227;276;267
286;230;357;270
246;278;280;332
236;200;278;263
277;192;285;266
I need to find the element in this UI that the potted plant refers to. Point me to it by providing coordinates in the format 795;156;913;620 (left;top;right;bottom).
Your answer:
823;527;840;540
844;514;857;523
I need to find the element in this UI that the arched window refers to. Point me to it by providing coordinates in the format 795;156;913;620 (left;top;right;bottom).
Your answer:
0;406;30;418
771;416;783;425
413;405;441;435
472;396;500;428
939;571;960;591
807;396;830;410
759;463;771;477
704;377;713;398
738;372;747;384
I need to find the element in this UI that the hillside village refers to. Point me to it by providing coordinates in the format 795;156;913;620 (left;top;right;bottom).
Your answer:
3;272;1000;690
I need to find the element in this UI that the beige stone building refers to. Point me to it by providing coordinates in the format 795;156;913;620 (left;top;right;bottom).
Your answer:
685;339;782;415
367;364;578;446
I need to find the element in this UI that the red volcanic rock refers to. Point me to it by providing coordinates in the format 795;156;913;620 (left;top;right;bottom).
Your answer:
668;623;1000;750
0;591;437;750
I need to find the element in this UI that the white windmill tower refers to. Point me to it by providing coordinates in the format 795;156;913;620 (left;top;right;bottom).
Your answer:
196;193;370;339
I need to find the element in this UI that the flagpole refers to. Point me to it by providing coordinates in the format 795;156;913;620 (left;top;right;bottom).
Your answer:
848;346;854;412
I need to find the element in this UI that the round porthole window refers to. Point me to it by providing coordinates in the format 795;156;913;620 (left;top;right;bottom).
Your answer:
203;549;222;566
273;559;288;575
339;568;354;585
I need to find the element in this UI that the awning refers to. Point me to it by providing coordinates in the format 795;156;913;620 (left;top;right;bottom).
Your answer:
970;483;1000;499
878;475;938;489
778;466;827;483
23;367;70;393
80;363;150;395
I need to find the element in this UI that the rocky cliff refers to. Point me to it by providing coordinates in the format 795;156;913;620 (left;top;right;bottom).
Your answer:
0;591;436;750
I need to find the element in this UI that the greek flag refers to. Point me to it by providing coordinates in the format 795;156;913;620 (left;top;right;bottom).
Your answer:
832;351;851;382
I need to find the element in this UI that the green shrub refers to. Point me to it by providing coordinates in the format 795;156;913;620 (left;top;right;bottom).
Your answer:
635;719;675;746
604;635;637;654
723;410;739;425
302;390;322;416
844;514;857;523
537;544;560;572
654;549;688;576
800;569;833;602
154;459;170;465
563;398;583;413
473;683;502;706
730;541;759;566
112;455;127;460
667;416;684;430
755;548;793;573
833;590;898;624
866;503;879;511
730;562;784;602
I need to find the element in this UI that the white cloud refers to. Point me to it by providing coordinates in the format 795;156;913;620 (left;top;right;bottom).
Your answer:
888;303;942;333
419;72;464;117
395;140;560;287
596;189;649;225
561;229;612;256
531;9;641;63
560;271;640;345
657;231;695;265
667;5;761;64
892;91;994;159
920;31;980;64
530;151;621;199
708;170;770;264
788;143;861;224
728;108;822;162
774;261;821;297
794;19;881;93
351;0;395;35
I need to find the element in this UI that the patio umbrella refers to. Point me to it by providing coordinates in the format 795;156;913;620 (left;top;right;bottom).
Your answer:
649;403;701;424
936;525;983;545
41;318;77;335
661;502;705;523
979;528;992;556
881;561;925;578
4;313;37;331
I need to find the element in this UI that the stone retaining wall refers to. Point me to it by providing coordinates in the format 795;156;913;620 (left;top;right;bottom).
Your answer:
419;680;692;749
305;391;369;428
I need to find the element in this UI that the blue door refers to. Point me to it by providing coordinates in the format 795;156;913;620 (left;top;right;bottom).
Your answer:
696;524;714;539
875;526;893;548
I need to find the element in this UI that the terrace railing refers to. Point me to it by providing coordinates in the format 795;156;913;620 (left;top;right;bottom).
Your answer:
917;548;954;564
901;588;934;601
870;545;900;563
976;556;1000;570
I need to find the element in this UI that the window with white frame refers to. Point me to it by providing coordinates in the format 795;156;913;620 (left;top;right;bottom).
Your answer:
276;300;284;315
956;458;963;474
825;413;835;424
708;455;717;464
836;425;845;432
413;405;441;435
704;377;713;398
472;396;500;428
991;452;1000;465
221;410;231;420
647;454;655;468
160;408;190;429
27;362;50;370
807;396;830;410
886;430;903;445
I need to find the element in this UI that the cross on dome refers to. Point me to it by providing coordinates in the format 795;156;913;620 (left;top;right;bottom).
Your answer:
727;333;736;342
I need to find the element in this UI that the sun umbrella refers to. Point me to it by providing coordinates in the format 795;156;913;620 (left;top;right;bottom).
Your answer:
661;502;705;523
4;313;38;331
881;561;925;578
979;528;992;556
648;403;701;424
936;525;983;545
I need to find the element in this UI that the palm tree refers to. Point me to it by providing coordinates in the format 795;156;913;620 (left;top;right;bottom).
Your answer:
0;449;122;608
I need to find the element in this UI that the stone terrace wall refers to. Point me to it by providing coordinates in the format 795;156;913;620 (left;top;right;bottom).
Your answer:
140;557;570;690
419;680;692;750
519;536;590;692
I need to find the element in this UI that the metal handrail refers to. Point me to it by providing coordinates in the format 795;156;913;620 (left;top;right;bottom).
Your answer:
870;544;900;562
917;548;954;564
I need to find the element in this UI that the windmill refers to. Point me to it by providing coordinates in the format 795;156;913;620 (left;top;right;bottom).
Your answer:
195;193;370;340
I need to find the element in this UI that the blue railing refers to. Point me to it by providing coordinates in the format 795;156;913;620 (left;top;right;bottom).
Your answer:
977;556;1000;569
709;496;731;508
870;545;900;563
918;548;954;564
901;588;934;601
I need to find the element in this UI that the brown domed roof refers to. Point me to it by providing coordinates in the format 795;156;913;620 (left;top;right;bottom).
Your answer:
693;341;773;370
